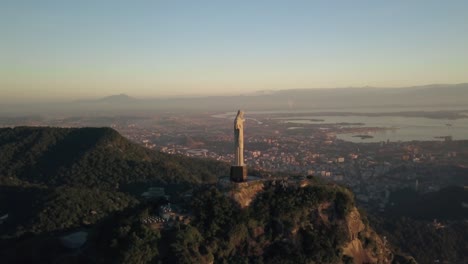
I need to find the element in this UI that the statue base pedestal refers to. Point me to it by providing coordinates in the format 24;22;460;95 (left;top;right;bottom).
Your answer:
230;166;247;182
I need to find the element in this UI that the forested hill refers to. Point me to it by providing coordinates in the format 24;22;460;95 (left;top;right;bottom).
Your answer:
0;127;228;188
0;127;400;263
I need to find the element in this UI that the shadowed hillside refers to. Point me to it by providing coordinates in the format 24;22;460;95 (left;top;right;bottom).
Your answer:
369;186;468;263
0;127;229;261
0;127;229;187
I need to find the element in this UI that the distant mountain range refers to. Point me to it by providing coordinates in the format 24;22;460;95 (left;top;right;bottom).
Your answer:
2;83;468;115
94;93;139;103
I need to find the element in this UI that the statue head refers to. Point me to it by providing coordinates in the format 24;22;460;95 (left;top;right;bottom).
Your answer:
236;110;244;118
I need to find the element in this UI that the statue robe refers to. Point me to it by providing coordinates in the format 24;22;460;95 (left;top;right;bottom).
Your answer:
234;111;244;166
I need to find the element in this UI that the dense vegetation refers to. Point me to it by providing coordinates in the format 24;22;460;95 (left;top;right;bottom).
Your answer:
369;186;468;264
371;215;467;264
0;126;227;239
89;184;363;264
0;127;227;262
0;127;228;188
0;184;138;238
90;202;164;264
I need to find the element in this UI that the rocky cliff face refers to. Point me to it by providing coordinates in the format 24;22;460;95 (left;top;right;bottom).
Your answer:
310;200;392;263
221;179;393;263
342;208;392;264
226;180;265;208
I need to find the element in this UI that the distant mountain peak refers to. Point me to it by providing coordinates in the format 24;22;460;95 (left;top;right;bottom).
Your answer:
98;94;136;103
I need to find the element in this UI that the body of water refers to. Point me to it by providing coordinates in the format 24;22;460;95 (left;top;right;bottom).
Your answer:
283;115;468;142
214;107;468;142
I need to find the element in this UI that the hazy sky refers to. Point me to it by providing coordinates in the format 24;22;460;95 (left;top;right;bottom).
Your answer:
1;0;468;102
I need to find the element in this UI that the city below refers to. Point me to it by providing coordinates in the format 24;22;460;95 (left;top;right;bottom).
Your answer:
2;109;467;213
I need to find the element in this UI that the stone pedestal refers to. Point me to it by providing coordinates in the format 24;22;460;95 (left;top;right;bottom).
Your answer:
230;166;247;182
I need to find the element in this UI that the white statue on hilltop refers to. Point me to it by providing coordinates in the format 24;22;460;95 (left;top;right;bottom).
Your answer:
234;110;245;166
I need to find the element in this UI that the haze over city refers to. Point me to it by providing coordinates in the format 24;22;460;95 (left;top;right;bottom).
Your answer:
1;2;468;264
2;0;468;102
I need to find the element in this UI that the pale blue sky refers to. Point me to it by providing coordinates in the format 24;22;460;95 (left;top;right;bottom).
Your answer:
1;0;468;101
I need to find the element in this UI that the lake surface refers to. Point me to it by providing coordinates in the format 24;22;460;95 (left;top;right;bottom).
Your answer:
214;107;468;142
282;115;468;142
